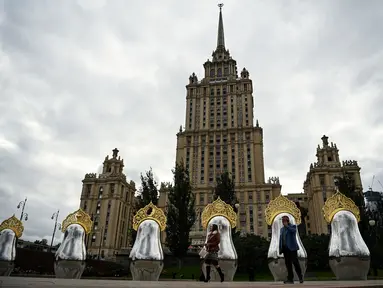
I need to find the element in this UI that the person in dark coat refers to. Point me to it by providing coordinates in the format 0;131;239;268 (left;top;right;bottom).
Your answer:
203;224;224;282
279;215;304;284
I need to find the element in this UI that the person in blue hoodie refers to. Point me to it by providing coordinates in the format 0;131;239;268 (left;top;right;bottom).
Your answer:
279;215;304;284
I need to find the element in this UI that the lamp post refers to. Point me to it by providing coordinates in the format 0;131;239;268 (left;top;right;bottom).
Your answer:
369;218;378;277
17;198;28;221
50;210;61;252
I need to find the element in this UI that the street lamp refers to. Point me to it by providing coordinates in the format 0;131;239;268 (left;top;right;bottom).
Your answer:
50;210;61;251
17;198;28;221
369;218;378;277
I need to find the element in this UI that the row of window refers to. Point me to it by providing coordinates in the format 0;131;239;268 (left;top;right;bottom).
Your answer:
83;184;131;203
186;146;253;184
188;83;250;97
186;132;253;146
188;96;252;130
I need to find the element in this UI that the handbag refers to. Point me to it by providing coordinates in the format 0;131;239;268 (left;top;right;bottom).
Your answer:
199;246;208;259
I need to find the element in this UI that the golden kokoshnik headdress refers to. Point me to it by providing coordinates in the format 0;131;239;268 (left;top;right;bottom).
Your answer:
0;215;24;238
264;194;301;226
322;189;360;223
201;197;237;229
61;208;93;234
132;202;167;231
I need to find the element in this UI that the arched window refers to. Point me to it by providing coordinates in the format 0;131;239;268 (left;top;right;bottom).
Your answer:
217;68;222;77
210;69;215;77
98;187;103;199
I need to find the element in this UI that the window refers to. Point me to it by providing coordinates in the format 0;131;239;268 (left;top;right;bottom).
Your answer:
210;69;215;77
224;67;229;75
217;68;222;77
98;187;103;199
319;175;325;186
86;184;91;197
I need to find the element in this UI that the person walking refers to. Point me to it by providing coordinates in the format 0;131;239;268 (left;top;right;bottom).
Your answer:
203;224;224;282
279;215;304;284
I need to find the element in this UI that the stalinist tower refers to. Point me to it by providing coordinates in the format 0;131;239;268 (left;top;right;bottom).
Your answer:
175;5;281;244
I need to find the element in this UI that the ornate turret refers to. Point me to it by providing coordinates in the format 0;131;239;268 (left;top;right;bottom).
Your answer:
323;189;360;224
61;209;93;234
132;202;167;231
265;195;301;225
0;215;24;238
201;197;237;229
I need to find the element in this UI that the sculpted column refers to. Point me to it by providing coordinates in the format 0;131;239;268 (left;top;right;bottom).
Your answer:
323;189;370;280
265;195;308;281
199;197;238;282
54;209;93;279
0;215;24;276
129;202;166;281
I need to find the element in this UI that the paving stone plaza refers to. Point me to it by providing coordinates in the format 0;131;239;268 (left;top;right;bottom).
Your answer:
0;277;383;288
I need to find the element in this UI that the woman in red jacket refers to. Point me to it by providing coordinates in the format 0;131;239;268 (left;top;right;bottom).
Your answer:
204;224;224;282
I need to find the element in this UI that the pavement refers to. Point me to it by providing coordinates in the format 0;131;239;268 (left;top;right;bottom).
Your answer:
1;277;383;288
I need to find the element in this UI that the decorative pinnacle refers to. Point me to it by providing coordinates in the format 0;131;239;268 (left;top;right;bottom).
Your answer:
216;3;225;49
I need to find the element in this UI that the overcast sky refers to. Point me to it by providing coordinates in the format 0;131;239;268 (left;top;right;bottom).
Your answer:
0;0;382;243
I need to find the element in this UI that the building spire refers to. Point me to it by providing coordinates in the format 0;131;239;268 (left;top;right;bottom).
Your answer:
217;3;225;49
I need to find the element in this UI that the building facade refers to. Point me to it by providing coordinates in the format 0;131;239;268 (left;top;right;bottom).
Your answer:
302;135;363;235
174;6;281;244
79;148;136;259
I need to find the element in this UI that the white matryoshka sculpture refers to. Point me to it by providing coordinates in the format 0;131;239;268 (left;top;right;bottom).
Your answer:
200;197;238;282
323;190;370;280
54;208;93;279
265;195;307;282
0;215;24;276
129;202;166;281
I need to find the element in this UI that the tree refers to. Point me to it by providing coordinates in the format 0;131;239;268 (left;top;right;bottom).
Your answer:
137;168;159;207
233;234;269;274
214;172;238;235
34;239;48;246
301;234;330;271
166;162;196;268
295;201;308;237
214;172;238;212
130;168;159;245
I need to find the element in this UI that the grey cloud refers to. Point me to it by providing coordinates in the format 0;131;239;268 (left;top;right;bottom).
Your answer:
0;0;382;241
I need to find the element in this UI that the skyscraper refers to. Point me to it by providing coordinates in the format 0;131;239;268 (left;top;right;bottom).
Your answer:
174;5;282;244
79;148;136;260
302;135;363;235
